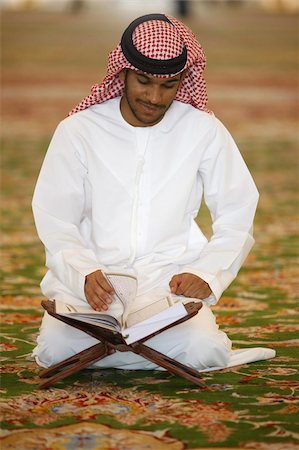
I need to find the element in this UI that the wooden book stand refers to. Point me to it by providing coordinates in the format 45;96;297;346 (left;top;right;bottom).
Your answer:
39;300;207;389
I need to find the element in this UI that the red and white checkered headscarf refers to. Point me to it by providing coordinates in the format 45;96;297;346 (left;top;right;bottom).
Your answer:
70;14;209;115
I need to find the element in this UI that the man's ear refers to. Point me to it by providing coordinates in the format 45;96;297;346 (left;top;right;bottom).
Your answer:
179;70;187;87
119;69;126;82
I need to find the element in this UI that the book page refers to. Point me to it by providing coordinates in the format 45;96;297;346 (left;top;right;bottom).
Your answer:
123;302;187;345
54;300;121;331
105;273;137;326
55;302;97;315
126;295;174;328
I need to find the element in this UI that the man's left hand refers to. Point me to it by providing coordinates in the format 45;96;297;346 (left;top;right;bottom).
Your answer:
169;273;212;299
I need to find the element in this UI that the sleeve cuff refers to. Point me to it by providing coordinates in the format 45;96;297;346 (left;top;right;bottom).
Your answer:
48;248;107;302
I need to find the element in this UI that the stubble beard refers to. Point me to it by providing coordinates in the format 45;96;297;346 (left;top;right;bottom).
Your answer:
124;83;167;126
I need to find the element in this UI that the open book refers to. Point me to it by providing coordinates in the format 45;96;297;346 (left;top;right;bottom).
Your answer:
54;272;190;345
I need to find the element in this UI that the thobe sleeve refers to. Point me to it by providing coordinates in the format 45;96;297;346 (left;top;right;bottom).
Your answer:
181;118;259;304
32;122;103;301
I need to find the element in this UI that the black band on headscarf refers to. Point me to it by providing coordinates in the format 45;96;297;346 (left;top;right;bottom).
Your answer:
120;13;187;75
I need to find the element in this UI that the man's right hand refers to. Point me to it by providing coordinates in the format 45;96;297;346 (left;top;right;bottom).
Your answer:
84;270;115;311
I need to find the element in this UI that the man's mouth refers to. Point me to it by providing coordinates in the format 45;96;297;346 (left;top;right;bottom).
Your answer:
138;100;164;114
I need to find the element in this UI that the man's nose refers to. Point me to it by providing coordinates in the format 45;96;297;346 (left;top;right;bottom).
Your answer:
146;86;162;105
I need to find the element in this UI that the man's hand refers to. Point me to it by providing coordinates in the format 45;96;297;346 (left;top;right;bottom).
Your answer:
84;270;115;311
169;273;212;299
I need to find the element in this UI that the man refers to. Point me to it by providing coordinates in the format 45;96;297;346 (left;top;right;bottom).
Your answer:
32;14;275;371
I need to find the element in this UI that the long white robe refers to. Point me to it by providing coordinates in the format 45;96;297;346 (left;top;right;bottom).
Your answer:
32;98;275;370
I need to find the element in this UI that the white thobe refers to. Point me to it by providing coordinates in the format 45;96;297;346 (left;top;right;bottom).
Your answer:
32;98;275;370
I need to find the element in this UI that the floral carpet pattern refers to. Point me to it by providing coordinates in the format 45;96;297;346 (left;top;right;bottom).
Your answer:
1;4;299;449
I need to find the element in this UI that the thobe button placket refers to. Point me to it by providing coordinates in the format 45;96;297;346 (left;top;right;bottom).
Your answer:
128;128;150;264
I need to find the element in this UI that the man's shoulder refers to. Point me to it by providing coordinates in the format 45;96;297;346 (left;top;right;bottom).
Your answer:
171;101;218;131
59;98;120;130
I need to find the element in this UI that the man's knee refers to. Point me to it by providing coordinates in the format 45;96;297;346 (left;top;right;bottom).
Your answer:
175;332;230;370
181;331;230;369
34;325;75;368
190;331;230;369
148;312;231;371
33;313;96;368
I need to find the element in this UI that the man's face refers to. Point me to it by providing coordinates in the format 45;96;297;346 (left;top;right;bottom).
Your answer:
120;69;183;127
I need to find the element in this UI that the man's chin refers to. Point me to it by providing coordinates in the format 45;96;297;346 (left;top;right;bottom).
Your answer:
136;111;165;126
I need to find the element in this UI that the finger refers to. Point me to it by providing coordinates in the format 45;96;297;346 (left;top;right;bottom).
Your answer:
86;277;112;303
91;279;114;304
95;272;115;294
182;285;199;298
175;276;193;295
87;297;103;311
90;293;111;312
182;276;203;297
94;288;113;308
85;289;101;311
169;275;180;293
84;285;103;311
85;284;113;311
184;283;211;299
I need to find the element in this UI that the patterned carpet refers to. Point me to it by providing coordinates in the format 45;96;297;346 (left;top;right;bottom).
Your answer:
1;4;298;449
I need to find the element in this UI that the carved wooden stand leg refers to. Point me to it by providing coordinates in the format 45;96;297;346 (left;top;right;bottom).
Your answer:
131;342;207;388
39;342;115;388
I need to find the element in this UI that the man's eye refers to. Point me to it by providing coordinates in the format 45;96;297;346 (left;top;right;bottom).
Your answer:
163;83;177;89
137;78;148;85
